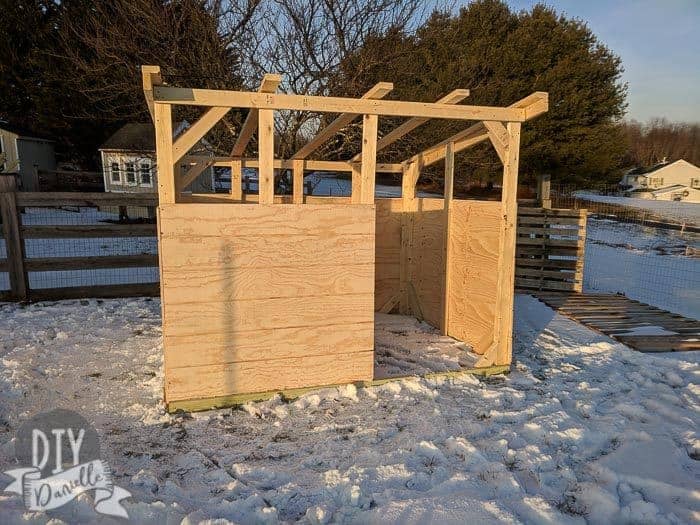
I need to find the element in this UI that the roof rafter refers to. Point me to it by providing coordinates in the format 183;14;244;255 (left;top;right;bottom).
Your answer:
292;82;393;160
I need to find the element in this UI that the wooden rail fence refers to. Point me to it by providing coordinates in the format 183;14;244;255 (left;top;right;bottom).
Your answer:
0;176;159;302
515;206;587;293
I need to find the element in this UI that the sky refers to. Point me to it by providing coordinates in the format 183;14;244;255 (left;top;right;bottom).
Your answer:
448;0;700;123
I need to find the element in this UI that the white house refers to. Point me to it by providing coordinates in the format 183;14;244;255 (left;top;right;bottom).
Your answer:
619;159;700;203
99;122;214;194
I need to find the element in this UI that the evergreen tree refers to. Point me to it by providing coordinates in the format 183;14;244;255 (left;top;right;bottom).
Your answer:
328;0;628;188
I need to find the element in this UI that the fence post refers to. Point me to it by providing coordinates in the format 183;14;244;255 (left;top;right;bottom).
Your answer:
536;174;551;209
0;174;28;301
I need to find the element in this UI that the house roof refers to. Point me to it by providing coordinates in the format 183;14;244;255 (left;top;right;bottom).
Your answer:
628;159;699;177
100;123;155;152
100;121;209;153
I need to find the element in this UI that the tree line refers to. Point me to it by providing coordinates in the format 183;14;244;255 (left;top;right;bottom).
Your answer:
620;119;699;168
0;0;693;189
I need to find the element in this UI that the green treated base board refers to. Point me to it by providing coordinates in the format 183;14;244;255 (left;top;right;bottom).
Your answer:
166;364;511;413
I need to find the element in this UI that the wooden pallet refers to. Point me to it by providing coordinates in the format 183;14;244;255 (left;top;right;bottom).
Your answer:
532;292;700;353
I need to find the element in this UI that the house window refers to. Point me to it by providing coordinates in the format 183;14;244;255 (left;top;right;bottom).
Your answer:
139;162;152;185
691;178;700;189
125;162;136;184
650;177;664;187
110;162;121;183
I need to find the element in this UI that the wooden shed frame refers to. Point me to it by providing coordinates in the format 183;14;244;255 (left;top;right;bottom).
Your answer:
142;66;548;411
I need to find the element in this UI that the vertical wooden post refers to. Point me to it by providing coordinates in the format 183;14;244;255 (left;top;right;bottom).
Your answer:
258;109;274;204
360;114;378;204
399;161;419;315
350;164;362;204
537;173;551;209
0;175;28;301
230;159;242;200
441;142;455;334
292;159;304;204
493;122;521;366
154;103;175;204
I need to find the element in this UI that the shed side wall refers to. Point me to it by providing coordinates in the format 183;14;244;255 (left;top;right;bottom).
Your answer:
159;203;376;403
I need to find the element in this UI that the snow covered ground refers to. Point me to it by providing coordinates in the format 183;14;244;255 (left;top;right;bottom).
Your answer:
0;295;698;524
574;192;700;225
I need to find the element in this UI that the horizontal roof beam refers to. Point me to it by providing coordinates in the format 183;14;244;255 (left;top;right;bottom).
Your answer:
153;86;528;122
292;82;394;160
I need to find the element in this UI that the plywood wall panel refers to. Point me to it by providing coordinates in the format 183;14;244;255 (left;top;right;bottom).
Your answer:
162;264;374;303
374;198;402;310
160;203;376;403
411;198;446;327
160;235;374;270
165;322;374;368
167;351;374;401
159;203;370;237
447;200;502;354
163;293;374;337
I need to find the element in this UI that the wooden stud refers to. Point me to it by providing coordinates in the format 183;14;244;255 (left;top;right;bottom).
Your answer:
359;114;378;204
292;159;304;204
478;122;521;367
536;174;552;209
154;102;175;203
349;89;470;161
154;85;529;122
230;74;281;156
399;161;420;314
230;159;242;199
258;109;275;204
292;82;393;160
350;164;362;204
441;142;455;334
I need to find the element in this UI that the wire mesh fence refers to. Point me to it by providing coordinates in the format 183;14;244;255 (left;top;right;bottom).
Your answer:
0;200;159;297
552;184;700;319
